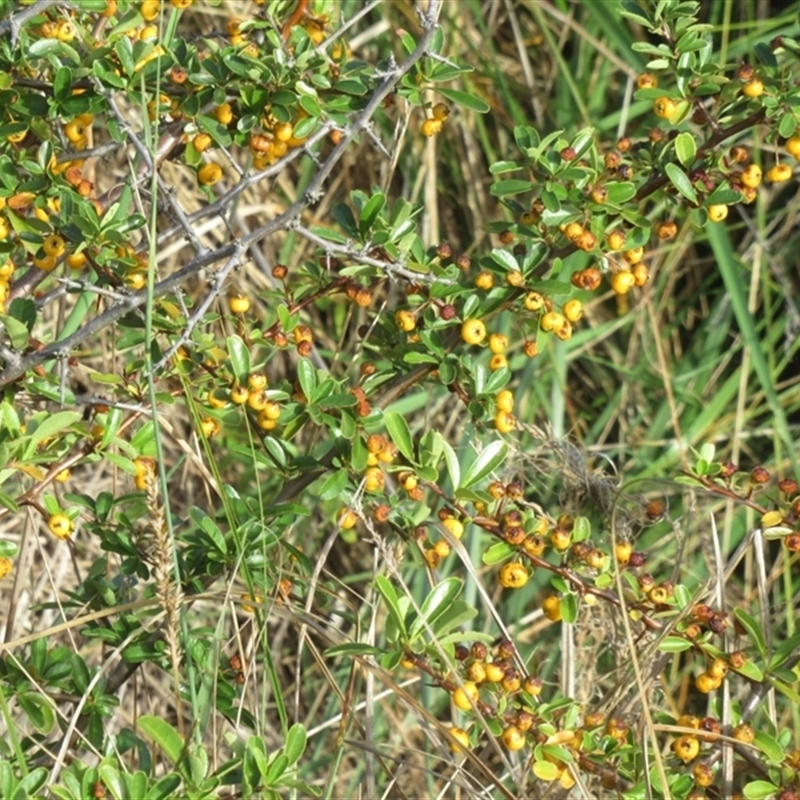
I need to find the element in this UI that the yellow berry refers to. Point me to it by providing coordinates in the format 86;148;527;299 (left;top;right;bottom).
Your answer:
198;162;223;186
562;299;583;323
632;264;650;286
55;468;71;482
433;539;451;558
56;20;76;42
249;388;270;411
200;417;220;437
672;734;700;763
606;229;626;251
42;234;66;258
0;557;12;580
495;389;514;413
741;79;764;98
488;333;508;354
215;103;234;125
540;311;564;332
623;247;644;265
33;254;58;272
637;72;658;90
708;657;729;680
193;132;213;153
498;562;529;589
421;118;443;137
610;270;635;295
207;388;228;410
474;270;494;290
273;121;293;142
694;671;720;694
767;163;792;183
786;136;800;156
48;513;73;539
338;508;357;530
740;164;762;188
247;372;268;391
461;318;486;345
489;353;508;370
615;541;633;565
564;221;583;241
452;682;479;712
732;723;755;744
707;204;728;222
501;726;527;751
505;269;524;287
494;410;515;434
364;466;384;493
653;97;677;119
230;384;248;404
448;727;470;754
228;293;250;314
432;102;450;121
66;251;87;269
542;595;562;621
523;291;545;312
140;0;160;21
442;517;464;540
395;309;416;332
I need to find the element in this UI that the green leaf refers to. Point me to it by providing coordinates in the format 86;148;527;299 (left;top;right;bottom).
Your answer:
482;541;516;565
410;577;463;640
561;593;579;623
733;609;767;658
0;313;30;349
384;410;415;463
359;192;386;236
753;730;784;764
665;162;699;204
317;468;349;502
440;439;460;489
605;182;637;204
138;716;184;764
284;723;307;767
436;87;490;113
333;203;358;236
489;248;519;272
373;575;407;638
733;659;764;681
490;179;535;197
18;692;56;734
29;411;82;447
227;334;250;383
743;780;779;800
145;774;182;800
296;358;317;401
675;132;697;166
658;636;693;652
459;440;508;490
768;631;800;670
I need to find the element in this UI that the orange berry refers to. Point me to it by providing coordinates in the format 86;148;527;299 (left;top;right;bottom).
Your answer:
198;162;222;186
637;72;658;90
